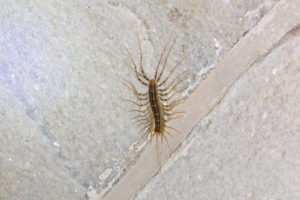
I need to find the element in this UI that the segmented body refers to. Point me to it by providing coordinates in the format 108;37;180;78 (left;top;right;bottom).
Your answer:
121;33;189;199
149;79;164;133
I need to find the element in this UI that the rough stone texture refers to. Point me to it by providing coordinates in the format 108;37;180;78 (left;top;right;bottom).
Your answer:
102;0;300;199
0;0;280;200
134;16;300;200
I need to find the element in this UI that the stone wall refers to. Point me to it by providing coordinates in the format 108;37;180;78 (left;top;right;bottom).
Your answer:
1;1;299;200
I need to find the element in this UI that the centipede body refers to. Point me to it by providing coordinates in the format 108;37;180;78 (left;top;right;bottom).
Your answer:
149;79;164;133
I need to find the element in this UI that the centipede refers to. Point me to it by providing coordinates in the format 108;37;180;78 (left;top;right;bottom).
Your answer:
121;33;189;199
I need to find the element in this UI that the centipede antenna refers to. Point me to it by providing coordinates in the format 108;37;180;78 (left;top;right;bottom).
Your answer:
137;32;150;81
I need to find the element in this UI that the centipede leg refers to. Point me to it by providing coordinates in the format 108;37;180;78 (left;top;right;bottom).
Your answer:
157;36;177;82
165;130;174;137
140;124;153;135
133;117;152;125
131;113;150;120
165;126;181;134
163;99;186;112
166;74;189;95
123;84;148;102
136;121;152;128
163;134;171;151
134;117;150;122
164;111;186;117
155;134;169;200
159;86;188;102
129;108;149;113
120;76;148;97
154;40;169;79
122;99;149;107
159;69;190;94
126;48;148;86
158;56;185;87
165;116;182;122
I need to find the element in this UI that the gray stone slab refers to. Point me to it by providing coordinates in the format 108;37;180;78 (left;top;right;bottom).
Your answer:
0;0;280;200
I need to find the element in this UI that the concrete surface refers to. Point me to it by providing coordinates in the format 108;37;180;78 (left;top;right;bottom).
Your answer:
0;0;293;200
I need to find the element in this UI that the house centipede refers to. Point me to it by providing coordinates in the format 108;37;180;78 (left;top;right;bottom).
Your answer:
121;33;189;200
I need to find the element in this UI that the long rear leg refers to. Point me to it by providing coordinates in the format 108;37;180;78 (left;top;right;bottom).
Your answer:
155;134;169;200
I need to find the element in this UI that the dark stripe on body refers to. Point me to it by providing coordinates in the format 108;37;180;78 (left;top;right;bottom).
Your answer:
149;79;162;133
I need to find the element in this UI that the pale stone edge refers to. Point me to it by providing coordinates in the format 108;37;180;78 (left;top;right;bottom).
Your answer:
101;0;300;199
